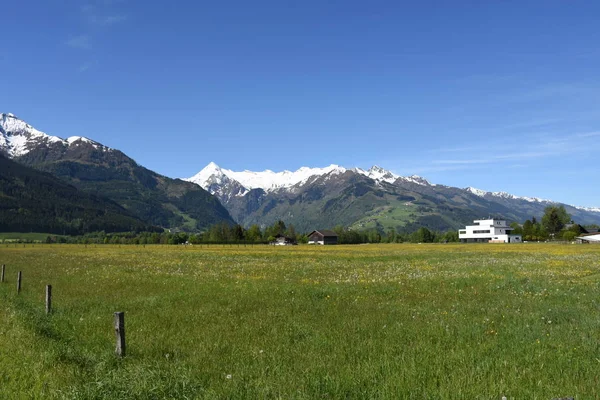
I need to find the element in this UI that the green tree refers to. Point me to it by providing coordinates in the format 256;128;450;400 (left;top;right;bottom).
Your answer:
273;220;286;236
264;220;286;238
561;224;581;241
285;224;298;241
510;222;523;235
441;230;458;243
386;227;397;243
412;227;434;243
562;231;577;241
522;220;533;241
245;225;262;242
232;224;245;241
533;223;548;241
541;205;570;237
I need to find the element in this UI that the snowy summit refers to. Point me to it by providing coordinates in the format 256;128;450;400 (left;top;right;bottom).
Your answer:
185;162;432;198
187;163;350;192
0;113;111;157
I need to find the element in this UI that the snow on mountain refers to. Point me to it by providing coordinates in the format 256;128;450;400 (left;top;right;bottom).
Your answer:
401;175;433;186
354;165;399;184
187;163;350;194
467;186;600;213
466;187;551;203
1;113;64;156
186;162;250;201
0;113;110;157
573;206;600;213
466;187;488;197
186;162;435;199
229;164;348;191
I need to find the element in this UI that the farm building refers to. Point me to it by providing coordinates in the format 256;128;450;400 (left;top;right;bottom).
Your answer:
308;230;338;245
576;233;600;244
458;219;522;243
272;234;297;246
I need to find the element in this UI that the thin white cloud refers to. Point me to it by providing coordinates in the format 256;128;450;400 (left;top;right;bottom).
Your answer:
433;159;488;165
81;4;96;13
78;61;97;72
499;118;564;130
425;144;486;154
575;131;600;138
80;2;127;26
101;14;127;25
66;35;91;49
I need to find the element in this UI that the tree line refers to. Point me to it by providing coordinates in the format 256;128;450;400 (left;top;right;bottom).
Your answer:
509;205;596;241
17;205;595;245
35;220;459;245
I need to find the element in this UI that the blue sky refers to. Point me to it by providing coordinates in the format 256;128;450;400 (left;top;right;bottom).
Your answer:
1;1;599;207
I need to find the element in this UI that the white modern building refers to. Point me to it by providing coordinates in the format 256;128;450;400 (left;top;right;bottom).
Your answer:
458;219;522;243
576;234;600;244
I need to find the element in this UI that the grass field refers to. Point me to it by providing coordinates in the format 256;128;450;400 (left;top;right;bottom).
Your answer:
0;243;599;399
0;232;60;242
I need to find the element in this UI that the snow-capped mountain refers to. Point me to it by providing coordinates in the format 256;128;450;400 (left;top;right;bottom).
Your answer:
184;162;600;231
578;206;600;213
3;112;599;233
354;165;399;184
465;187;551;204
187;162;352;193
0;113;110;157
465;187;599;214
186;162;431;198
0;113;234;231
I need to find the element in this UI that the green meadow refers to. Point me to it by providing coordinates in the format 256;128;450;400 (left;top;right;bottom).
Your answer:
0;243;599;399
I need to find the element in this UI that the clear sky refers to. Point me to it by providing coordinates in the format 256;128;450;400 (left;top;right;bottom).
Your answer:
1;1;599;207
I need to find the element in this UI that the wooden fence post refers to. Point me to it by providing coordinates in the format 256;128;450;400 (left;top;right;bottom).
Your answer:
17;271;22;294
1;264;5;282
46;285;52;314
114;312;126;357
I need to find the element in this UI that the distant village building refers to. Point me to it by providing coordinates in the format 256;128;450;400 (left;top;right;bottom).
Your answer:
308;230;338;245
272;234;297;246
575;233;600;244
458;219;522;243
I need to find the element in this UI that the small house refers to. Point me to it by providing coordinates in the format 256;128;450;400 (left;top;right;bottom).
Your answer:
272;234;297;246
307;230;338;245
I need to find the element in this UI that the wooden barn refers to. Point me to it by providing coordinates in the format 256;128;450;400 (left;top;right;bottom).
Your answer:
307;230;338;245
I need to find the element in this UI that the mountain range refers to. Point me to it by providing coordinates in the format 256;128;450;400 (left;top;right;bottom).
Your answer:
0;113;234;232
1;112;599;234
185;162;600;232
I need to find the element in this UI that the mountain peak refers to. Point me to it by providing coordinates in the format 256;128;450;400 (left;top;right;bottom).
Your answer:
1;113;65;157
201;161;224;175
358;165;399;184
187;163;352;194
466;187;487;196
187;161;227;186
0;113;112;157
187;163;437;197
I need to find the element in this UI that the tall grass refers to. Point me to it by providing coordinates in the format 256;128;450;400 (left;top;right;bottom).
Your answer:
0;243;599;398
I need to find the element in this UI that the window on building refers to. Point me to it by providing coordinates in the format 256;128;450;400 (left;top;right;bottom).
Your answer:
473;230;491;234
